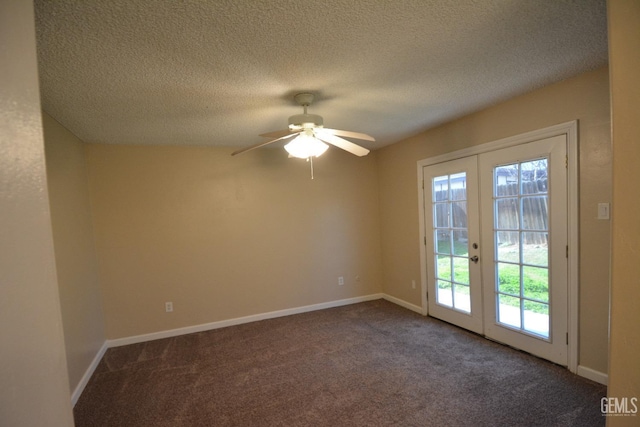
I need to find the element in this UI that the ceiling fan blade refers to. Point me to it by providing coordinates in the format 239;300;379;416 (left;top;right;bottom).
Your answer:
231;132;299;156
259;129;296;139
315;133;370;157
320;128;375;142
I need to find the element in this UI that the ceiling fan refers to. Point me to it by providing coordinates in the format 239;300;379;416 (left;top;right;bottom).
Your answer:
231;93;374;158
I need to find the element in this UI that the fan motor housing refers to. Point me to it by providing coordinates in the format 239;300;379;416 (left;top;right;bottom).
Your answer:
288;113;323;129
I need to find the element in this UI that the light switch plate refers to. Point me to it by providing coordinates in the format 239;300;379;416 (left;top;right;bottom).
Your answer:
597;203;610;220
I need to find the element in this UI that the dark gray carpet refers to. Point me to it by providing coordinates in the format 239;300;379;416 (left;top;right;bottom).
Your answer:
74;300;606;426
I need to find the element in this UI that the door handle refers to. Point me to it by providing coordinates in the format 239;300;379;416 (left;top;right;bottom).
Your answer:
470;255;479;264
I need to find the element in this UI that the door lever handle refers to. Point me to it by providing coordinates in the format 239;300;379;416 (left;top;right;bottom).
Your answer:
470;255;479;264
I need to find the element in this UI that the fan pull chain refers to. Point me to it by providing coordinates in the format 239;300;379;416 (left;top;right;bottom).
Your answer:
309;155;314;179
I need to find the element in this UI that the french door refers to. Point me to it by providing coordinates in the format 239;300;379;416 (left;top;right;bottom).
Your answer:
422;135;568;366
424;156;483;334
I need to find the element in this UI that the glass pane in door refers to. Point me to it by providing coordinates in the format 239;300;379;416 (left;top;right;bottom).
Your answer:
433;172;470;313
493;159;550;338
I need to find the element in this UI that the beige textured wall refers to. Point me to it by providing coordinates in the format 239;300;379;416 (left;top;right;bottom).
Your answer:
44;112;106;395
0;1;74;425
377;67;611;374
86;144;382;339
607;0;640;423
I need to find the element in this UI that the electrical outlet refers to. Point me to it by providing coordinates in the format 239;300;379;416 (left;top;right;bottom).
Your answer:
338;276;344;286
412;280;416;289
165;302;173;312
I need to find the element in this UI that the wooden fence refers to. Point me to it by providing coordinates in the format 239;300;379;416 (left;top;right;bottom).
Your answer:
434;179;548;245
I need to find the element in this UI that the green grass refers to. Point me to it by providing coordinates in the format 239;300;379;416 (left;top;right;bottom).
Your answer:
435;238;470;284
435;242;549;314
496;244;549;314
497;263;549;314
435;239;469;256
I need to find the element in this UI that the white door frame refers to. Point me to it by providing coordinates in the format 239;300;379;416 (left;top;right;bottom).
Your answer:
417;121;579;373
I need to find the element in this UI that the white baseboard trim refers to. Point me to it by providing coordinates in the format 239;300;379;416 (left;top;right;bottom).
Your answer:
382;293;423;314
71;341;108;407
577;365;608;385
108;293;384;348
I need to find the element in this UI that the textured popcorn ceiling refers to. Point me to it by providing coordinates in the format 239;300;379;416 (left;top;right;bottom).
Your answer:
34;0;608;150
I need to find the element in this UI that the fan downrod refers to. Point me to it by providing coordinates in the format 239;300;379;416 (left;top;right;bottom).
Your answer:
289;93;322;128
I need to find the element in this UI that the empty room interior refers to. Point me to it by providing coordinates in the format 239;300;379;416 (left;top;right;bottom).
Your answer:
2;0;639;426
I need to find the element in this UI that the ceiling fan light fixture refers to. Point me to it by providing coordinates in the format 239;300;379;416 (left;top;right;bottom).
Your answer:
231;92;373;159
284;132;329;159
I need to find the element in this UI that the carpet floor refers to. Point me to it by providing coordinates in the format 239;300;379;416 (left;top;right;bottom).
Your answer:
74;300;606;426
